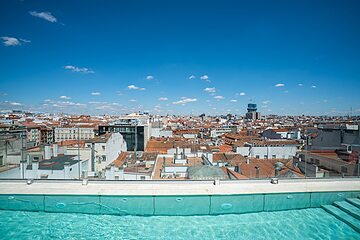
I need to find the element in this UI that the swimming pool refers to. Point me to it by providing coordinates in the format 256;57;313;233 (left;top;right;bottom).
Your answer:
1;180;360;239
1;207;359;240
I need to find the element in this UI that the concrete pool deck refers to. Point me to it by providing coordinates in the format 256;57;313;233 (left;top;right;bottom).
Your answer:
0;178;360;196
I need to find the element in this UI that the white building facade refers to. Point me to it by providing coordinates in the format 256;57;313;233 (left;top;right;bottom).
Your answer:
54;127;95;142
85;132;127;175
236;142;299;159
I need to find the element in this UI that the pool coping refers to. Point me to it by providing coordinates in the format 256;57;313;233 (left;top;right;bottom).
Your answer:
0;178;359;196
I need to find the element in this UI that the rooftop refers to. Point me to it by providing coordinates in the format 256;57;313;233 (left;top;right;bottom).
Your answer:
187;165;228;180
146;138;211;153
26;155;80;170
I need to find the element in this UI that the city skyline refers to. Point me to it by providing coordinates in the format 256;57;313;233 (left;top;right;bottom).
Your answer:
1;0;360;116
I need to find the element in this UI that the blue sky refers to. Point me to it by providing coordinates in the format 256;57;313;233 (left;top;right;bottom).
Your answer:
0;0;360;116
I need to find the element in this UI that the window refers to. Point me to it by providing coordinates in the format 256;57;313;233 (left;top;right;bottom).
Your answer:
264;155;268;159
255;155;260;159
102;146;106;150
272;155;276;159
140;176;146;180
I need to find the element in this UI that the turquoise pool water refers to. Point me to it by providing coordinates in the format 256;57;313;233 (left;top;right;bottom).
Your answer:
0;208;359;240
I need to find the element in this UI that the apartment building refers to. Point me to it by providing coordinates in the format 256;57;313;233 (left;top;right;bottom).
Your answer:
236;139;300;160
98;113;151;151
54;127;95;142
85;132;127;175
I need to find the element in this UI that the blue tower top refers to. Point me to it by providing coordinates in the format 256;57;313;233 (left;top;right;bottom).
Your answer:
247;103;257;112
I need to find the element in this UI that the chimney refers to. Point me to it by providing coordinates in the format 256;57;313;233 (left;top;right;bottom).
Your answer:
110;164;115;179
255;166;260;178
32;159;39;179
105;166;111;180
207;153;213;164
275;168;280;177
176;146;180;159
20;159;27;179
64;162;71;179
53;143;58;157
44;145;51;160
235;163;241;174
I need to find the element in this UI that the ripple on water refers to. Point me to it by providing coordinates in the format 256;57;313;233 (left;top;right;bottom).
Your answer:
0;208;359;240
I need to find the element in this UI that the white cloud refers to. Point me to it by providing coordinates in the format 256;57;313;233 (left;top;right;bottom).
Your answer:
129;99;137;102
128;85;145;91
189;75;196;80
214;95;224;100
298;83;303;87
204;87;216;93
1;37;19;46
146;75;154;80
172;97;197;105
95;105;111;110
20;38;31;43
239;92;246;96
59;95;71;100
29;11;57;23
0;101;24;107
91;92;101;96
88;101;107;104
64;65;94;73
200;75;210;82
262;100;271;104
311;85;317;88
10;102;23;106
52;101;86;107
275;83;285;87
158;97;168;101
1;37;30;46
230;99;237;102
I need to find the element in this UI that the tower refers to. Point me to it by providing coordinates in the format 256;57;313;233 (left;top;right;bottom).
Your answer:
245;103;261;120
